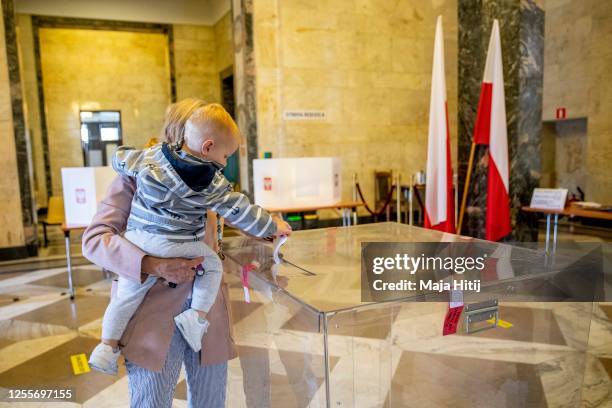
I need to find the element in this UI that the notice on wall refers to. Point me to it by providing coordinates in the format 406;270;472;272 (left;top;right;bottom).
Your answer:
530;188;568;210
282;110;327;121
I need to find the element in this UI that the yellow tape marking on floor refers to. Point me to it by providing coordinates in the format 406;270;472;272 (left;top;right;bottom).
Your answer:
487;318;513;329
70;353;91;375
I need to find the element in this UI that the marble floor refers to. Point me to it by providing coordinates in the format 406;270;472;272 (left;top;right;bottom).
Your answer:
0;260;608;407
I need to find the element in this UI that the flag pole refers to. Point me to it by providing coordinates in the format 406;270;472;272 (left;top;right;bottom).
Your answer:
457;141;476;233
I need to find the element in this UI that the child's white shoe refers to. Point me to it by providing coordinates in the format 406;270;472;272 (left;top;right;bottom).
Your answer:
89;343;120;375
174;309;209;352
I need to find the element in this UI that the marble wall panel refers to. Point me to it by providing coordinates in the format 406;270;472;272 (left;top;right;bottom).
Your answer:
0;0;30;251
542;0;612;204
174;24;220;102
541;119;588;195
15;15;234;201
252;0;458;212
2;8;234;256
542;0;591;121
214;12;234;73
15;14;45;208
233;0;258;194
38;28;171;195
585;1;612;203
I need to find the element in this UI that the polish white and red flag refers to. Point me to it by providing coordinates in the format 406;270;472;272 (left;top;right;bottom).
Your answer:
473;20;511;241
425;16;455;234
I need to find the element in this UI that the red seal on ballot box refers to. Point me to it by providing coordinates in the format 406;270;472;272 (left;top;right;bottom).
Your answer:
443;305;464;336
443;289;464;335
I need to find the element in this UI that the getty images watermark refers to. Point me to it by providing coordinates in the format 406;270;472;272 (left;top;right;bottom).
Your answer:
360;242;607;303
370;251;486;292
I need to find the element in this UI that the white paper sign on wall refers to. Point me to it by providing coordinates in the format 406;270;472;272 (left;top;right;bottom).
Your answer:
529;188;568;210
282;110;327;121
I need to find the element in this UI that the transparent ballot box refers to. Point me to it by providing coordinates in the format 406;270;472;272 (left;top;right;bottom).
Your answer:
222;223;602;408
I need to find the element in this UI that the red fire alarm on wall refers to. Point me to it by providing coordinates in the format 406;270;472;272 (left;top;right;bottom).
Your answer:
556;107;567;119
264;177;272;191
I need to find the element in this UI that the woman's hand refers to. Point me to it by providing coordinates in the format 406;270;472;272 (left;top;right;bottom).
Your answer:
141;255;203;284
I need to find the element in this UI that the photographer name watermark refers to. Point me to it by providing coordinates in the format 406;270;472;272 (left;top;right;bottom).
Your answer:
372;278;481;293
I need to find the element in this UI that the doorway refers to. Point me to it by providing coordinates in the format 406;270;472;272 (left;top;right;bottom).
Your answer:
220;67;239;185
79;110;122;167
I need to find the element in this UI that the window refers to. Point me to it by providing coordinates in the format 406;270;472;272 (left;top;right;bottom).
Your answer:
79;110;122;167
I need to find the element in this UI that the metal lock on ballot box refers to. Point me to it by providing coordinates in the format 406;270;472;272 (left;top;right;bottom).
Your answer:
464;299;499;334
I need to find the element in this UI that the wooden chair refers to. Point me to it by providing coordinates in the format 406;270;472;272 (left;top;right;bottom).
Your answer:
374;171;393;221
374;171;412;223
412;184;426;225
40;196;65;246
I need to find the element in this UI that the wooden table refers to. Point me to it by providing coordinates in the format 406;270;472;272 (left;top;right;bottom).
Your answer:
521;204;612;253
61;223;88;299
266;201;365;227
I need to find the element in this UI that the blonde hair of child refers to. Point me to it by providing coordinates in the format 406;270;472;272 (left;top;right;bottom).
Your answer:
162;98;208;147
184;103;241;150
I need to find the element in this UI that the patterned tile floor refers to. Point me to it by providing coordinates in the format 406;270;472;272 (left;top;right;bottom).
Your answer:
0;226;611;407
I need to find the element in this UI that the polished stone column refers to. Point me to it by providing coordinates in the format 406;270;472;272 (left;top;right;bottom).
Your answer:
458;0;544;241
232;0;258;195
1;0;36;257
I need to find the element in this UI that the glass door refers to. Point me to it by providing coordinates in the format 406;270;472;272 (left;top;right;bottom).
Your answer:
80;110;122;166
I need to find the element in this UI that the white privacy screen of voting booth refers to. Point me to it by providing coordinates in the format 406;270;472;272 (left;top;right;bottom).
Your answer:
61;167;116;227
253;157;341;210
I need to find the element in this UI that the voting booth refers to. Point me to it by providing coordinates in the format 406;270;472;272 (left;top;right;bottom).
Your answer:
253;157;341;210
61;166;115;227
222;223;598;407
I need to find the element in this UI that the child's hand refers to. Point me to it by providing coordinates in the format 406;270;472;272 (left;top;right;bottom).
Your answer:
272;215;292;237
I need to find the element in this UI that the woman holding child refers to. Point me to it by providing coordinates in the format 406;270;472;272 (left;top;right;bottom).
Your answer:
82;98;290;407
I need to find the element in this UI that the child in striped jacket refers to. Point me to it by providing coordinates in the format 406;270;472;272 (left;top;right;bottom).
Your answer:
89;103;290;375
